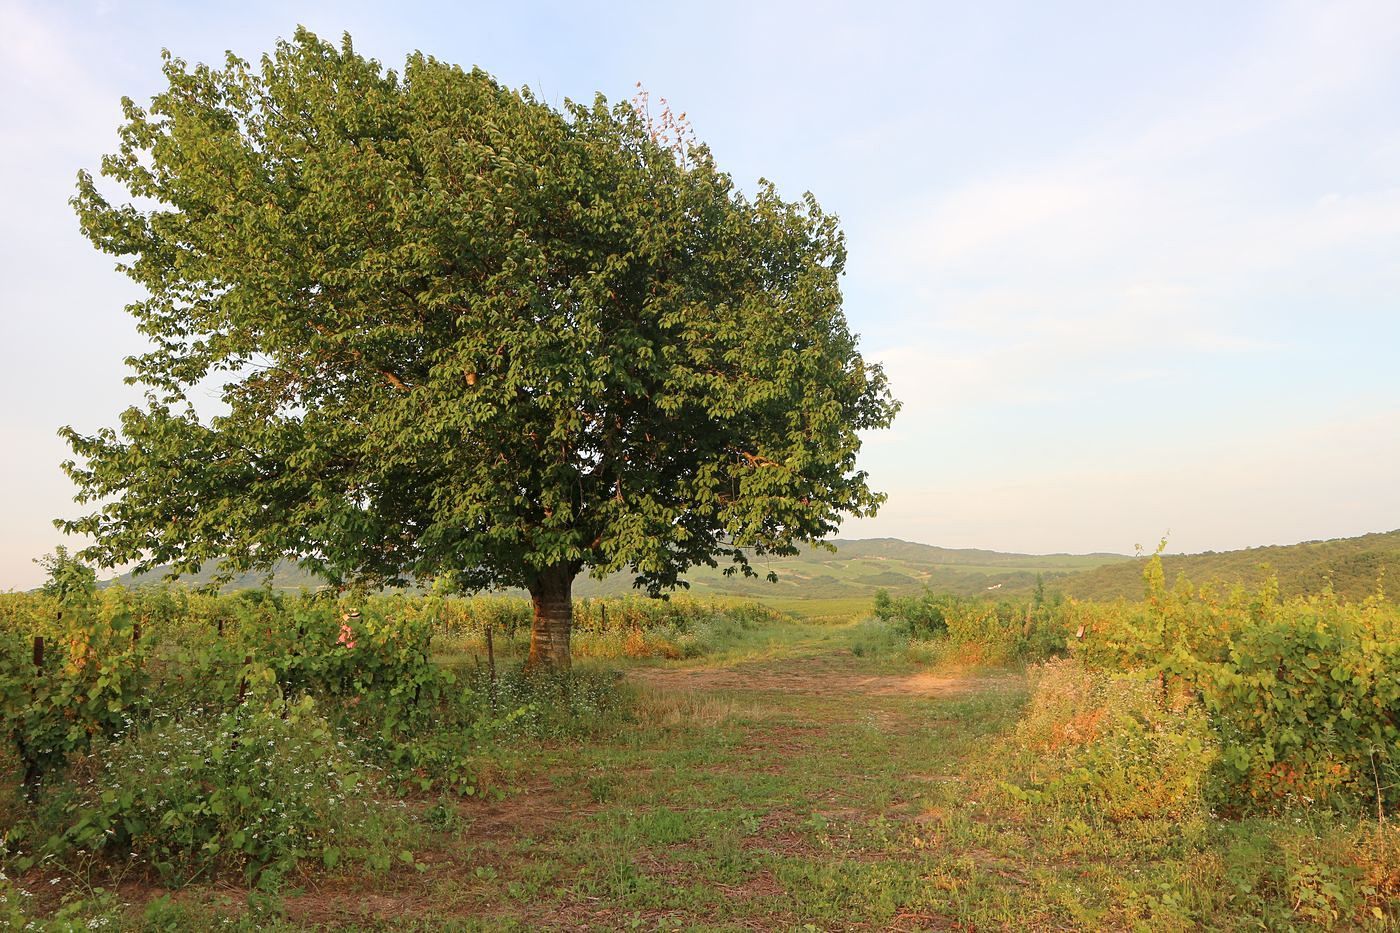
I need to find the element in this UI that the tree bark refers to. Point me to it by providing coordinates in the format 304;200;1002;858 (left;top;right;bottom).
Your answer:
527;562;575;669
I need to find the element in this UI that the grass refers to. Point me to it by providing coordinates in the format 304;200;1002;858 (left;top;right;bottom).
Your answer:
737;595;875;622
9;616;1395;930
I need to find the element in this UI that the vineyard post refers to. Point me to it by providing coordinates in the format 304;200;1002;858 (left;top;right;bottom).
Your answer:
20;636;46;800
236;654;252;705
1373;750;1387;824
486;623;496;686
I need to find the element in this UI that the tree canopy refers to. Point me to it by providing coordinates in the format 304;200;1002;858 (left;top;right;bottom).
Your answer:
61;29;899;665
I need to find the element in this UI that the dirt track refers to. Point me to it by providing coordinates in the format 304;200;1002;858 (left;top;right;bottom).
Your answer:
627;650;1019;698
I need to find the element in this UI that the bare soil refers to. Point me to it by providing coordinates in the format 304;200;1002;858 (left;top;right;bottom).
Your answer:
627;650;1018;698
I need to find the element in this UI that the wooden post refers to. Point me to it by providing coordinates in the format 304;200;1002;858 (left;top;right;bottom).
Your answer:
21;636;45;800
237;654;252;705
486;624;496;686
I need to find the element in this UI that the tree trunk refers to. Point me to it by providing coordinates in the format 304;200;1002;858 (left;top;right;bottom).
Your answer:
527;563;574;669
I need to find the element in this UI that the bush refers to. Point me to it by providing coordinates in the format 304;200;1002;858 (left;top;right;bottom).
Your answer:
872;589;951;637
63;697;377;885
1196;601;1400;811
0;579;705;810
872;590;1069;664
1004;658;1218;822
0;594;149;797
1067;560;1400;813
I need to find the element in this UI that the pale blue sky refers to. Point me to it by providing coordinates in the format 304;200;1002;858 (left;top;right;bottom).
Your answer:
3;0;1399;588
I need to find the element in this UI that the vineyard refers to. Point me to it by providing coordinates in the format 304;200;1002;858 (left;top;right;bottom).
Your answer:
0;549;1395;928
0;561;781;909
875;559;1400;817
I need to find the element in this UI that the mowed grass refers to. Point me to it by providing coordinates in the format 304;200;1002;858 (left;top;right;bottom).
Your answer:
84;618;1395;930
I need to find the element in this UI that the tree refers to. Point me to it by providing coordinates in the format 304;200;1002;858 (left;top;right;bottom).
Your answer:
61;29;899;667
35;546;97;604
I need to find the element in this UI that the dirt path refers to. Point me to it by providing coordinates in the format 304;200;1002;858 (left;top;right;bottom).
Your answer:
280;641;1032;930
627;648;1020;698
118;633;1355;930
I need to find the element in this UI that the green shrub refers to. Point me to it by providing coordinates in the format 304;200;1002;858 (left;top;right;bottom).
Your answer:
1196;601;1399;810
63;697;377;885
0;595;149;798
872;589;950;637
1004;658;1218;822
872;590;1069;664
1067;558;1400;812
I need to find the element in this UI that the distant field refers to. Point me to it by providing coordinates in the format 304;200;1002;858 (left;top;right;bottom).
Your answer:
734;595;875;621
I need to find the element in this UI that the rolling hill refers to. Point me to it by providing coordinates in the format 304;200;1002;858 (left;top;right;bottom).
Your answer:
101;539;1129;601
1055;529;1400;602
574;538;1126;600
100;529;1400;606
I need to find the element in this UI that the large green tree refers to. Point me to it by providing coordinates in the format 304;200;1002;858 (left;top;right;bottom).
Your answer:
62;30;898;666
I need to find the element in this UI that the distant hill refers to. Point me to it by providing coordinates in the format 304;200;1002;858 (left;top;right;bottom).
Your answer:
101;538;1130;600
575;538;1127;600
103;562;331;593
103;530;1400;605
1055;529;1400;602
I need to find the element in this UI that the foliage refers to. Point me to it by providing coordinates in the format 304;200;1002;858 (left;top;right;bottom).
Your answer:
432;595;535;638
1201;604;1398;809
1002;658;1218;822
34;547;97;605
0;585;730;805
236;598;456;733
0;594;149;797
1066;559;1400;812
872;589;950;637
425;592;780;641
0;580;640;892
880;551;1400;817
63;698;377;885
1;606;1394;928
872;589;1069;664
60;28;897;668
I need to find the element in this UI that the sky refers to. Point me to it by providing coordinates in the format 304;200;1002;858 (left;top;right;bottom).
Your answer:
3;0;1400;589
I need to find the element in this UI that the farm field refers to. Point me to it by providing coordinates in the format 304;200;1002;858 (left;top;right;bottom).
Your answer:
2;562;1396;930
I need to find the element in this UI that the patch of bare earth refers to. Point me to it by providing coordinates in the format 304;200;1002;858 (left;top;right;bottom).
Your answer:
282;782;595;927
458;780;596;841
629;651;1019;699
